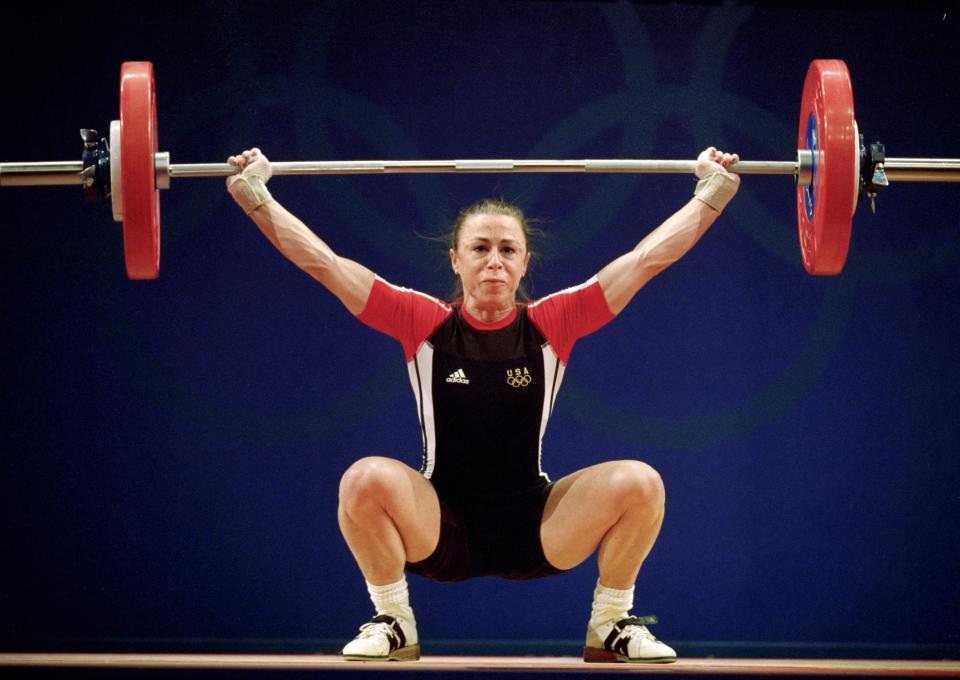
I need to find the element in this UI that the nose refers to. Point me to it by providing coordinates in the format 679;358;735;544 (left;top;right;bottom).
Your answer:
486;249;504;269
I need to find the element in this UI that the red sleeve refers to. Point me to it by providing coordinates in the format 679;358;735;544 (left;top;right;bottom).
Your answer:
356;277;453;361
526;276;614;365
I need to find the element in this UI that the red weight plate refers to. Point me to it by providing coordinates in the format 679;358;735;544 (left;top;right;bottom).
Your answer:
120;61;160;279
796;60;857;275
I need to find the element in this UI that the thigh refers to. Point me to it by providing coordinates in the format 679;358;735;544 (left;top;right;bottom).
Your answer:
340;456;442;563
539;460;659;571
406;499;475;582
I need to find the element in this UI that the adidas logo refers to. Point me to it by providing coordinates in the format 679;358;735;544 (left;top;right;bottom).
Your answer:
445;368;470;384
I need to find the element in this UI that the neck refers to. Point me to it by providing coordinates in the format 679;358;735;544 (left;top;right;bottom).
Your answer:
462;296;516;323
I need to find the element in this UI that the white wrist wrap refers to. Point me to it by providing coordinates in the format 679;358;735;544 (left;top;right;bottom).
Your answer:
693;172;738;213
229;174;273;215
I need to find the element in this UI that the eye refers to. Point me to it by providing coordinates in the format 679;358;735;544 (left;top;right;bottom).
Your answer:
473;245;488;253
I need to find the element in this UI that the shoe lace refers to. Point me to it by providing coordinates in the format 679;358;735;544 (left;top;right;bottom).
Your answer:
355;621;395;640
615;616;660;642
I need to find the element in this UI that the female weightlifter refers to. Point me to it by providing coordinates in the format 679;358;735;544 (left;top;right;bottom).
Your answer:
226;146;739;664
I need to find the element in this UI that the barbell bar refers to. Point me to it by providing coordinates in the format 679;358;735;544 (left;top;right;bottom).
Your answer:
7;156;959;184
1;60;958;280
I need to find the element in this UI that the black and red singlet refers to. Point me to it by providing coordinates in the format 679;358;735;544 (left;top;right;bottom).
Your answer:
357;275;614;501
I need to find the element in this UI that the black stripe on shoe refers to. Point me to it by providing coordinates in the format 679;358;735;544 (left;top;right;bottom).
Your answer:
603;616;660;654
369;614;406;651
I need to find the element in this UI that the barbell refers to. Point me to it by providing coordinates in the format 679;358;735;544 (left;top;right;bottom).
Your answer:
1;60;958;280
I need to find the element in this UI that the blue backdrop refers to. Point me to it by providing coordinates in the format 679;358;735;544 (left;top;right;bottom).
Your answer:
3;1;958;654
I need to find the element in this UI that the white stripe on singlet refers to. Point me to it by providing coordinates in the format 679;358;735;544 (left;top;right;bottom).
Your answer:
537;343;565;483
526;275;599;311
408;342;437;478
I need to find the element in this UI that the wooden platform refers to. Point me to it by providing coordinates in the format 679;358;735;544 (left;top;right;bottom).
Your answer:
1;653;959;676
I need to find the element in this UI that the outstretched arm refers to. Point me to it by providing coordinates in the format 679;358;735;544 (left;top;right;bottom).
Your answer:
226;148;375;315
597;147;740;315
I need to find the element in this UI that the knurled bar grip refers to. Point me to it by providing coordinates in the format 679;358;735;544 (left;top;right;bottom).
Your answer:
170;159;800;176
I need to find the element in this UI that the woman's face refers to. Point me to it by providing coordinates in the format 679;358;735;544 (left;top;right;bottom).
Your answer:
450;213;530;309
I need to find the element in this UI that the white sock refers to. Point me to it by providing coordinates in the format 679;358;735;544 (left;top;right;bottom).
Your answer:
367;577;415;623
590;580;634;629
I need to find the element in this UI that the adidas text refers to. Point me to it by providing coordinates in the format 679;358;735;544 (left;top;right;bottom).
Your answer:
446;369;470;384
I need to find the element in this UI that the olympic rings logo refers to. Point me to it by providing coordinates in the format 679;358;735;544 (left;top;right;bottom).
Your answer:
506;368;533;388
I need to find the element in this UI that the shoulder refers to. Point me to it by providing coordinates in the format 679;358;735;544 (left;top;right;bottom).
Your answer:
526;277;615;363
527;276;611;319
357;277;453;360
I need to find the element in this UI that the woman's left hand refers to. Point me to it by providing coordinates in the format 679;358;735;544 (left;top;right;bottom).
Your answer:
226;147;273;189
695;147;740;180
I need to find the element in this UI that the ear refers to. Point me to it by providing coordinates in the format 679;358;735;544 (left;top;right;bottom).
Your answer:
523;251;531;276
450;248;459;274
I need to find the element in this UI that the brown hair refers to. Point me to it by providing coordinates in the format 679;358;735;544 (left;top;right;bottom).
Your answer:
445;199;544;301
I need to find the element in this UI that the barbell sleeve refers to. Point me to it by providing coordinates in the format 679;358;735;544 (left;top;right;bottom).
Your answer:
0;161;85;187
881;158;960;182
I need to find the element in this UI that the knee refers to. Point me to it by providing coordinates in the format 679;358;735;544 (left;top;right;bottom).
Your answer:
607;460;665;514
338;456;400;516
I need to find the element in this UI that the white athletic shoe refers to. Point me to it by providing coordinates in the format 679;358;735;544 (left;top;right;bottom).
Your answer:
342;613;420;661
583;615;677;663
